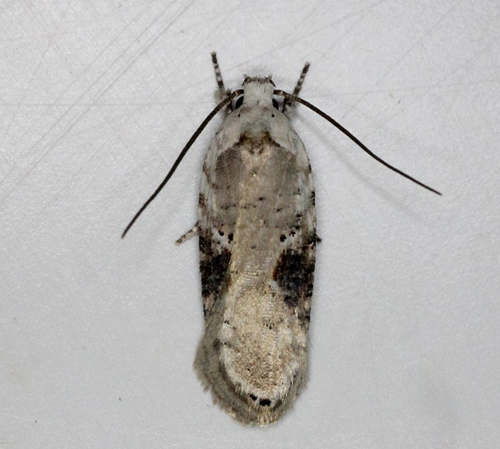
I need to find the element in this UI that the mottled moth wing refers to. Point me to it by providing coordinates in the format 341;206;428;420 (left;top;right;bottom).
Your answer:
194;101;317;425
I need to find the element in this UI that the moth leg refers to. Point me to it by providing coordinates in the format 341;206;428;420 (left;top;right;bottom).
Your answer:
283;62;310;113
176;223;198;246
211;52;233;112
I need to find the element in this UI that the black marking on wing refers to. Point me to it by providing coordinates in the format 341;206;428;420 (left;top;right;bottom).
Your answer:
272;235;316;327
199;231;231;319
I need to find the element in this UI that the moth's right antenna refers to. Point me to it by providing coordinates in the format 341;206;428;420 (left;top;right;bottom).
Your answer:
283;62;310;113
122;90;242;239
275;90;442;196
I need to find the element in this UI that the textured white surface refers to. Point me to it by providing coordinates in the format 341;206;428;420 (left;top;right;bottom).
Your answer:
1;0;499;448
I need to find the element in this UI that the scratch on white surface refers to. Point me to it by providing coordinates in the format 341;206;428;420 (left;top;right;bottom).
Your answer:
340;1;461;121
0;0;195;204
0;1;74;149
312;0;390;63
363;34;499;140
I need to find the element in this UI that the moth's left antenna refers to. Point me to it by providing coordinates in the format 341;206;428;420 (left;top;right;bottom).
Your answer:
122;91;240;238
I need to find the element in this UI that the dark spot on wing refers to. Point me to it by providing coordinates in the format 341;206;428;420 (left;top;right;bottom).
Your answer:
272;239;316;321
310;190;316;206
284;294;298;308
248;394;272;407
199;233;231;318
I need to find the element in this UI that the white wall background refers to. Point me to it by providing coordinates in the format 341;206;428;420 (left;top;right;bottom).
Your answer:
1;0;499;448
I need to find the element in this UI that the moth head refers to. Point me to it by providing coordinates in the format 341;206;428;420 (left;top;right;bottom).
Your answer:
235;75;279;109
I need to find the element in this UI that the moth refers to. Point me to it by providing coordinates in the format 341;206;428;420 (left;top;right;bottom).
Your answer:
122;53;440;425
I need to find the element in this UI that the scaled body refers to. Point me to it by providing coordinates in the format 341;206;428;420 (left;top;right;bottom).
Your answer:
194;77;317;425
